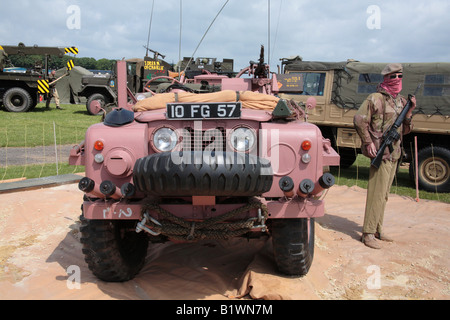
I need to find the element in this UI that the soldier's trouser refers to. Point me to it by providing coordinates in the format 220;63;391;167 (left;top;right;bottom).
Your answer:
53;89;60;107
362;160;398;234
45;89;60;108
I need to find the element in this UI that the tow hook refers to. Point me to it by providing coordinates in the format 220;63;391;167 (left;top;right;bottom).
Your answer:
135;212;161;236
248;208;267;232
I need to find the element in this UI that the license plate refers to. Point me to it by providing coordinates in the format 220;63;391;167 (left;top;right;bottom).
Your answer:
166;102;241;120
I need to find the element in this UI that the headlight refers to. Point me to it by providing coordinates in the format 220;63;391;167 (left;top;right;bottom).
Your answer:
153;127;178;152
230;127;256;152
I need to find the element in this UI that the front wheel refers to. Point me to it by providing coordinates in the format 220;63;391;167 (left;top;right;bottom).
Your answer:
79;215;148;282
3;87;33;112
86;93;107;115
270;218;315;276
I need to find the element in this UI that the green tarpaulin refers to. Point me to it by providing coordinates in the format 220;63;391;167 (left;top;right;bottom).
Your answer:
55;66;92;104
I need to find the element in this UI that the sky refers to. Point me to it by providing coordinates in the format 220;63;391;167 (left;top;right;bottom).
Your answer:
1;0;449;71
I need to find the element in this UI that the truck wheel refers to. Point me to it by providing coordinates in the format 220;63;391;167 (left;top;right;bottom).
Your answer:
3;87;33;112
79;215;148;282
86;93;107;115
270;218;314;276
410;146;450;193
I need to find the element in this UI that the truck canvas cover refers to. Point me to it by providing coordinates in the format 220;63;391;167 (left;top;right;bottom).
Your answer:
54;66;92;104
285;60;450;116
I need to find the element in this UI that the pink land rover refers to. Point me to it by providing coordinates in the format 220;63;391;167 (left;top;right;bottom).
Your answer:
69;55;340;282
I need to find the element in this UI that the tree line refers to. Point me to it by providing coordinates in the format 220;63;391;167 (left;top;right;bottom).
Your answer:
8;55;116;71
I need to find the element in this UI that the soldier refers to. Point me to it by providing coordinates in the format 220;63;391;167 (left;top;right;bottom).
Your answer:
0;49;8;71
353;63;416;249
46;70;62;110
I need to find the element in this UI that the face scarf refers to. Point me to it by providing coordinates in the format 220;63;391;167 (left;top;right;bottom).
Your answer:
380;75;402;98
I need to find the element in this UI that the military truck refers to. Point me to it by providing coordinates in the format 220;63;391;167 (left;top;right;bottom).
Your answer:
176;56;235;79
78;50;175;115
0;43;73;112
69;53;340;282
278;58;450;193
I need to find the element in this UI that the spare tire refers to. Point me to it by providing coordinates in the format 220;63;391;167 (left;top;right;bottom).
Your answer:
133;151;273;197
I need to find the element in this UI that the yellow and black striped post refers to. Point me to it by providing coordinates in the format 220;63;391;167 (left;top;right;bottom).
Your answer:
67;60;75;71
37;79;50;94
65;47;79;55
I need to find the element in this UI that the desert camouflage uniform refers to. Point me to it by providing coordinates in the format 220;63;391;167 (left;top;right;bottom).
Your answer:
354;88;413;234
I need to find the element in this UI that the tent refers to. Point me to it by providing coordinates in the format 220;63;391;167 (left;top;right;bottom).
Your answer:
55;66;92;104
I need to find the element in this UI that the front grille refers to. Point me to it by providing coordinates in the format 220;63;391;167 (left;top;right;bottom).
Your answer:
181;127;227;152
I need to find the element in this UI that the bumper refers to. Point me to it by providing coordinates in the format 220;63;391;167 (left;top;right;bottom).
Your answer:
82;196;324;221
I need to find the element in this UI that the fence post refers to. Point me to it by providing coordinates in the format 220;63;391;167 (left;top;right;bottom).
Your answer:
53;121;59;176
415;136;419;202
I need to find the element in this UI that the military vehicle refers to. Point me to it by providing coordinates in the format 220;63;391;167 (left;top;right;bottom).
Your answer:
176;56;235;79
78;50;235;115
69;50;340;282
0;43;75;112
278;58;450;193
78;49;172;115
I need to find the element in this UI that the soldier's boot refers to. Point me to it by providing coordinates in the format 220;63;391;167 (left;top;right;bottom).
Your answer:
361;233;381;249
375;232;394;242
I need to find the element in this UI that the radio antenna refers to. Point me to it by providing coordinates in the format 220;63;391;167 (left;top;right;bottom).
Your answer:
268;0;270;72
178;0;183;73
145;0;155;57
182;0;229;75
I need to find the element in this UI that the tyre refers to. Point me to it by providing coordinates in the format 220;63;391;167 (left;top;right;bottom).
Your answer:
270;218;315;276
79;215;148;282
133;151;273;197
86;93;107;115
409;146;450;193
3;87;33;112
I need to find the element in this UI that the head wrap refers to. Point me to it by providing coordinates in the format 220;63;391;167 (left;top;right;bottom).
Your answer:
379;63;403;97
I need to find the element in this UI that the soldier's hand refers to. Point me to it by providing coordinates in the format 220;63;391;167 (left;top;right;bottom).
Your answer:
410;95;417;111
366;142;377;159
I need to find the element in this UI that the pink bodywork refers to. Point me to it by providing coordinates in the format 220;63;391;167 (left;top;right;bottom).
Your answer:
69;60;340;229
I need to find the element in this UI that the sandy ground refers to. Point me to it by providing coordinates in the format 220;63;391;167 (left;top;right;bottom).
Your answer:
0;183;448;300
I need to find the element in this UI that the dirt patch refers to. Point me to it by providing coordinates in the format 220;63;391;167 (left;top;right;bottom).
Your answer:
0;183;448;300
0;235;38;283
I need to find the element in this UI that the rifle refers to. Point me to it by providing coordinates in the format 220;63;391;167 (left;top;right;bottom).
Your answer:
371;84;421;169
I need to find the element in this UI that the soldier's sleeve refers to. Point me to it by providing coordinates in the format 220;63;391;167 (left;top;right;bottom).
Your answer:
353;96;374;146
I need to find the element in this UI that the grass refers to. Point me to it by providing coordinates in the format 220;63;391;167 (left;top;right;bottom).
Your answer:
0;103;448;203
0;102;96;180
330;155;450;204
0;103;101;148
0;163;85;181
